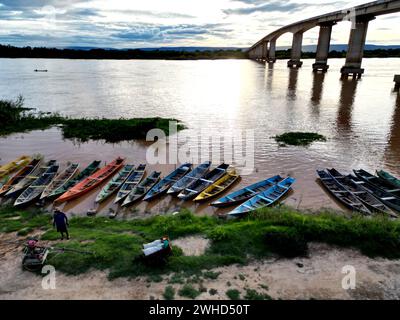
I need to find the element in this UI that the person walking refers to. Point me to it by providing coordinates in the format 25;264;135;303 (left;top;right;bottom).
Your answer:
53;207;69;240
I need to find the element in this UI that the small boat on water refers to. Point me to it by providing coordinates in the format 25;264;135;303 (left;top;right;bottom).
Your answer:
95;164;135;203
327;168;395;216
0;158;42;197
177;163;229;201
122;171;161;207
55;157;124;203
40;163;79;200
47;160;101;199
14;161;59;206
228;176;296;218
0;156;31;179
350;174;400;213
353;169;400;197
317;170;371;215
34;69;48;72
114;164;146;204
144;163;192;201
194;169;239;202
376;170;400;190
211;175;283;207
167;161;211;195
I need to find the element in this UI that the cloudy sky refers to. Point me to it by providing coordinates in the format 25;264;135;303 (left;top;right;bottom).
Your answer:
0;0;399;48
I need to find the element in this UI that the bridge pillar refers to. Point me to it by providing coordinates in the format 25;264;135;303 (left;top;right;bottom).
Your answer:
288;32;303;68
395;75;400;90
262;41;268;61
340;15;375;79
312;22;335;72
268;39;277;63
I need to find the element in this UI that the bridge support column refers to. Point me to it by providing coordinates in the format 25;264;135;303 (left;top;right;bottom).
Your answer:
267;39;276;63
262;41;268;61
340;15;375;79
395;75;400;90
288;32;303;68
312;22;335;72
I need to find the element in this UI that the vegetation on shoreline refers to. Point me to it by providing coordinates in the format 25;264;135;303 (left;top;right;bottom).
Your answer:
274;132;327;146
0;96;184;142
0;44;246;60
2;205;400;282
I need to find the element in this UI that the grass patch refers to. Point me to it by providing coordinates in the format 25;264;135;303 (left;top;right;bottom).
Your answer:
203;271;221;280
209;288;218;295
163;286;175;300
178;284;201;299
226;289;241;300
274;132;326;146
0;96;184;142
244;289;272;300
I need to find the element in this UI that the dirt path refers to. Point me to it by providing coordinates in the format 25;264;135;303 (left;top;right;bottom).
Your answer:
1;232;400;300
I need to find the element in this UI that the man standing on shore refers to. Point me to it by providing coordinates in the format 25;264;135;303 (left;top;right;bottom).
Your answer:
53;207;69;240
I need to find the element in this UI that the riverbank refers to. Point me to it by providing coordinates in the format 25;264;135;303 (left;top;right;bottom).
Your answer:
1;205;400;299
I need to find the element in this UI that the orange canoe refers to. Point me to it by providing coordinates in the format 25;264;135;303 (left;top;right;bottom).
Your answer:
54;157;125;203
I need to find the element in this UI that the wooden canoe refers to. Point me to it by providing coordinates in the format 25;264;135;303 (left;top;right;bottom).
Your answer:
167;161;211;195
211;175;283;207
194;169;239;202
143;163;192;201
40;163;79;200
354;169;400;197
114;164;146;204
177;163;229;200
47;160;101;199
0;158;42;197
228;176;296;218
14;161;59;206
317;170;371;215
54;157;124;203
95;164;135;203
122;171;161;207
0;155;31;179
376;170;400;190
327;168;396;217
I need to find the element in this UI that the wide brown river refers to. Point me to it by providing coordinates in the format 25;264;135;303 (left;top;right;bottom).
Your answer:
1;58;399;216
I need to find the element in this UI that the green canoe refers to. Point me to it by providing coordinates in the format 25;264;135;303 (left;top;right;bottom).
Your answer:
377;170;400;189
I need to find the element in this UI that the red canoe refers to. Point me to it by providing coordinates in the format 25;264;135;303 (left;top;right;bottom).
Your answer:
54;157;125;203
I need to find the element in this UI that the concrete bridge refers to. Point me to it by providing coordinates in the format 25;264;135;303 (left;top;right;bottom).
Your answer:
248;0;400;78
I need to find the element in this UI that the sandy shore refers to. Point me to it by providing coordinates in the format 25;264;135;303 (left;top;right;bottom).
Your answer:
1;231;400;300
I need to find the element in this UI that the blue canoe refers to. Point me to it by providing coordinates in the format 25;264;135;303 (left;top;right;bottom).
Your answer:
143;163;192;201
227;176;296;218
211;175;283;207
167;161;211;195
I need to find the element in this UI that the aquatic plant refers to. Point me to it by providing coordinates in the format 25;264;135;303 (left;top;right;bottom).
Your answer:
274;132;326;146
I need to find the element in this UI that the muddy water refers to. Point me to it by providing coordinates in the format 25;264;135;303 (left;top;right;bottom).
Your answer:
1;58;400;216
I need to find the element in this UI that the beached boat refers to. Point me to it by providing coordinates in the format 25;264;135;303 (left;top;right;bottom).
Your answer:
54;157;124;203
0;156;31;179
353;169;400;196
143;163;192;201
114;164;146;204
95;164;135;203
228;176;296;218
211;175;283;207
40;163;79;200
122;171;161;207
167;161;211;195
350;174;400;213
0;158;42;197
14;161;59;206
47;160;101;199
194;169;239;202
5;159;49;198
177;163;229;200
317;170;371;215
327;168;395;216
376;170;400;189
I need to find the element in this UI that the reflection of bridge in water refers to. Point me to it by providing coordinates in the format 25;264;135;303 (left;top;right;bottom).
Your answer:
385;92;400;168
248;0;400;79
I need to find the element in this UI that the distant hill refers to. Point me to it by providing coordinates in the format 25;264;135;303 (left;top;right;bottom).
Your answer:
278;44;400;52
65;46;246;52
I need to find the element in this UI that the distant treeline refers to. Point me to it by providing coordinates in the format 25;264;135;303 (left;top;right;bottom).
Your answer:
275;49;400;59
0;44;246;60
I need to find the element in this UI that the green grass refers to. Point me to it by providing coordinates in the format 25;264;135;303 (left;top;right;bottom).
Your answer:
274;132;327;146
2;205;400;280
178;284;201;299
226;289;241;300
163;286;175;300
244;289;272;300
0;96;184;142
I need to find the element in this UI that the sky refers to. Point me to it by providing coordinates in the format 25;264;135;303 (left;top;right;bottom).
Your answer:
0;0;399;48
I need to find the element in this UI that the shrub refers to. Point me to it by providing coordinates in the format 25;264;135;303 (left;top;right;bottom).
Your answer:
264;226;308;257
244;289;272;300
226;289;241;300
163;286;175;300
178;284;201;299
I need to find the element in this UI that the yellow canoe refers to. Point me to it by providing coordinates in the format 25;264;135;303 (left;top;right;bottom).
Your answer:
0;155;31;179
194;169;240;202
